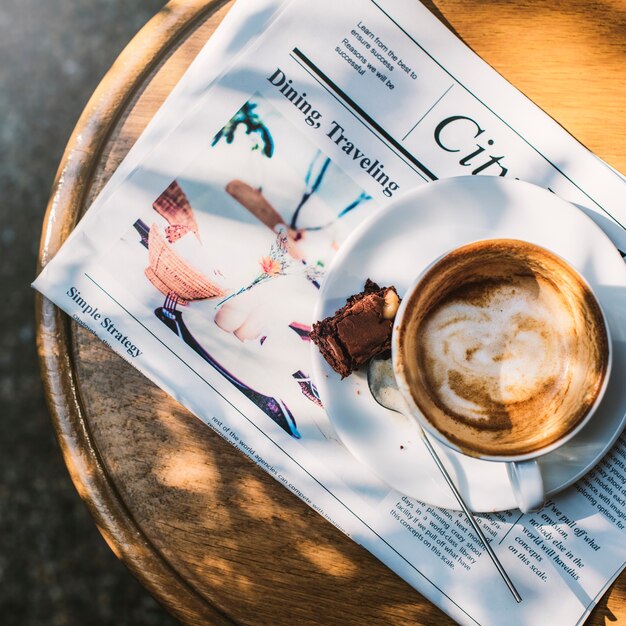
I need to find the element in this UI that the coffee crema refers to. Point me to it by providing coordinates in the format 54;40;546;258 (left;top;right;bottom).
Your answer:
397;239;609;457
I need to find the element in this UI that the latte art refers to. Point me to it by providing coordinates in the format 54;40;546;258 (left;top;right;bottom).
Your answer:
421;276;574;430
397;240;609;457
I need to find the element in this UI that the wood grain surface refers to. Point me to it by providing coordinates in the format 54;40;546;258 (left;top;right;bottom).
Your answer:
37;1;626;624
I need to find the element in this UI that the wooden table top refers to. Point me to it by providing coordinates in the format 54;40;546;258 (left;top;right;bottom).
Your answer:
37;1;626;624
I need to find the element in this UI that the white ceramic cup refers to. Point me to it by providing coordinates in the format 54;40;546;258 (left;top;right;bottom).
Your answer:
391;239;612;513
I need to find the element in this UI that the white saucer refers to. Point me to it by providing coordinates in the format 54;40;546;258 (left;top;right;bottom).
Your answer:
311;176;626;512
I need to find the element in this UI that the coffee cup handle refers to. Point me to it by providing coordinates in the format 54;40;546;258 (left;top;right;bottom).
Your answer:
506;460;545;513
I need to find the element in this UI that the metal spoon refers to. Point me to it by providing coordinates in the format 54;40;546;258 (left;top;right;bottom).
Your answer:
367;358;522;603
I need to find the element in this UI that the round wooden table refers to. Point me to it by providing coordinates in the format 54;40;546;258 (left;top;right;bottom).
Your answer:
37;1;626;624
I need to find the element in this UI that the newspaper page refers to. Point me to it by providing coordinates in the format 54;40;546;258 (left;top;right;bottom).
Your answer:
34;0;626;624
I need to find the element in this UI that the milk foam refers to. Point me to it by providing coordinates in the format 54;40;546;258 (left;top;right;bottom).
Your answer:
420;277;571;425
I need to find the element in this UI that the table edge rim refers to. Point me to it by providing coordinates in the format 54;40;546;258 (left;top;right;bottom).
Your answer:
36;1;237;624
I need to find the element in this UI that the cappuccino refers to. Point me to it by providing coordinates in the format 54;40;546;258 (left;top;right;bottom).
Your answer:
396;239;609;457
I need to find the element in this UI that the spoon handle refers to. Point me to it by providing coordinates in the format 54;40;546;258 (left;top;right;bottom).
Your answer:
419;429;522;603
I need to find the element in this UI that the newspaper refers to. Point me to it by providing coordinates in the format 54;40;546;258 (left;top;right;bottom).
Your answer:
33;0;626;624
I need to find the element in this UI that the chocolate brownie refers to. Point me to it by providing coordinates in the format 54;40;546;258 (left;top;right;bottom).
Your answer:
311;279;400;378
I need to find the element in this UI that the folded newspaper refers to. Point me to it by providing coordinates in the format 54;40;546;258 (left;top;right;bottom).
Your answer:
34;0;626;624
